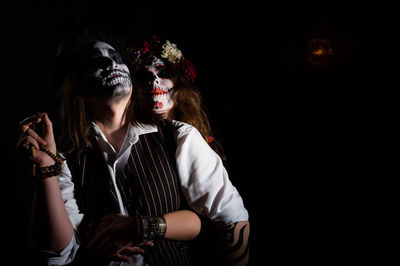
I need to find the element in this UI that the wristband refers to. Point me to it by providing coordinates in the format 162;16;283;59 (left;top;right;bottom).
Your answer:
139;215;167;241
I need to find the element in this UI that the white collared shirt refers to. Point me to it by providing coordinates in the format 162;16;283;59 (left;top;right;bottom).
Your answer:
47;120;249;265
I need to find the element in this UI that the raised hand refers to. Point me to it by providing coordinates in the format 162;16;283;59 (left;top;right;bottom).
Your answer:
17;113;57;168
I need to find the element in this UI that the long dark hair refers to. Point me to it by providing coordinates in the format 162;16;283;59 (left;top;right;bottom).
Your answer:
56;40;160;154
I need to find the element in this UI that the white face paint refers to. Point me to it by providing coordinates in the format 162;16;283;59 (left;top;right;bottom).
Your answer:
145;57;174;115
79;41;132;99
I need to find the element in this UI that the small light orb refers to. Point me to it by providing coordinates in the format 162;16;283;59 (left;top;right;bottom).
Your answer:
306;38;333;66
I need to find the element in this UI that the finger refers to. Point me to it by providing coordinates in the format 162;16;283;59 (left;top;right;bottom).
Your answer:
16;135;31;150
112;253;133;262
138;240;154;247
42;113;54;139
120;246;145;254
24;128;47;146
23;136;40;151
112;246;145;262
19;113;43;134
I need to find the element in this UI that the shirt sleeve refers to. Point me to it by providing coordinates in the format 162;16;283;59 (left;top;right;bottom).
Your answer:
39;156;83;265
41;233;80;266
58;158;84;230
173;121;249;225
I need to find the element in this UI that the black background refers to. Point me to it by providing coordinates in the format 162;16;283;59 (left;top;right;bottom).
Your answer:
3;0;398;265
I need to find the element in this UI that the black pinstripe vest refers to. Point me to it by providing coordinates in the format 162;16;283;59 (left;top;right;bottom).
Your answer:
67;123;192;265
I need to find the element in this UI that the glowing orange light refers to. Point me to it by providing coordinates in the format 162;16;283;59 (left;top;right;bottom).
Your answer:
312;48;324;56
306;38;333;66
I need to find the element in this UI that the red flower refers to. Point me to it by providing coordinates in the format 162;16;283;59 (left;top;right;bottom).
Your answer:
142;40;151;53
138;36;161;55
181;58;197;82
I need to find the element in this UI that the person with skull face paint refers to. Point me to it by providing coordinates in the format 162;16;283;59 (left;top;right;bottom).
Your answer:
128;35;228;166
128;36;250;265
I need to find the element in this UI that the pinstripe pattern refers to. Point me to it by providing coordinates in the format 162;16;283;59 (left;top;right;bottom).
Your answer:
69;124;191;265
67;127;190;266
120;133;181;216
119;127;191;265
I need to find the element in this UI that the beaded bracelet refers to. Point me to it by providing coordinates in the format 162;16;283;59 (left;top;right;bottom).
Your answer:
30;144;64;179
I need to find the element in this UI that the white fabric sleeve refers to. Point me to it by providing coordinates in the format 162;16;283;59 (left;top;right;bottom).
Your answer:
173;121;249;225
57;158;84;230
42;233;80;266
39;157;83;265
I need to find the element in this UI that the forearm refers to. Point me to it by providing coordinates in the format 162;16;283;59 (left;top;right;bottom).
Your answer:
17;113;74;252
85;210;201;259
31;177;74;252
163;210;201;240
218;220;250;266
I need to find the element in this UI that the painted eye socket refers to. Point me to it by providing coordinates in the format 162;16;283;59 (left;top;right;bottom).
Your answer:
155;66;170;79
157;70;169;78
83;57;111;70
109;50;124;64
134;68;154;82
83;54;125;71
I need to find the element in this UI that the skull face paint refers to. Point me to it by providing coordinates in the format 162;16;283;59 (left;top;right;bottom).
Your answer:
78;41;132;99
146;57;174;115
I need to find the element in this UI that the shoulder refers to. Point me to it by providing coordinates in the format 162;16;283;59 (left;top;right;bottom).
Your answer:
169;120;195;135
167;120;204;142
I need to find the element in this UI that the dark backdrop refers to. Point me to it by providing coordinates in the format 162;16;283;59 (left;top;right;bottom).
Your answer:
3;0;397;265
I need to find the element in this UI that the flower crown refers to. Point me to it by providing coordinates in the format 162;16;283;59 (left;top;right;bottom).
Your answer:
133;35;197;83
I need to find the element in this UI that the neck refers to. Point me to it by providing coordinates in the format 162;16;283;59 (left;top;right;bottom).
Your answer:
90;98;129;130
86;94;131;152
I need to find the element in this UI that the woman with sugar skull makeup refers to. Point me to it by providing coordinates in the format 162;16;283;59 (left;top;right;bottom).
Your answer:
127;35;250;265
128;35;228;166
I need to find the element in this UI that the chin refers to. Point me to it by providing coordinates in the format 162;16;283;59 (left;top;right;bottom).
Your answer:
107;84;132;98
154;108;171;118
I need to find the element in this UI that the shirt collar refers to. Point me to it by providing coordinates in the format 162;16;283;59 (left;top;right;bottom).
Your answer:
125;123;158;144
92;122;158;145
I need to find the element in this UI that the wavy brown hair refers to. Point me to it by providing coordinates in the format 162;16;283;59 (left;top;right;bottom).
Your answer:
168;78;212;142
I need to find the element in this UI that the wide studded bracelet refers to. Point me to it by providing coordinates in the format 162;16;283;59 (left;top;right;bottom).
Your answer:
138;215;167;241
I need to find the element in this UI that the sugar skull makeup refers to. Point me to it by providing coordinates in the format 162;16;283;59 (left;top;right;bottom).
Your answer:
146;57;174;115
78;41;132;99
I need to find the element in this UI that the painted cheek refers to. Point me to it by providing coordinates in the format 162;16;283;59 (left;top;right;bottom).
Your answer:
153;101;164;109
152;93;174;112
160;78;173;89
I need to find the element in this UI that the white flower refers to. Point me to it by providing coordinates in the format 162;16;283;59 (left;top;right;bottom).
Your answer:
161;40;182;64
